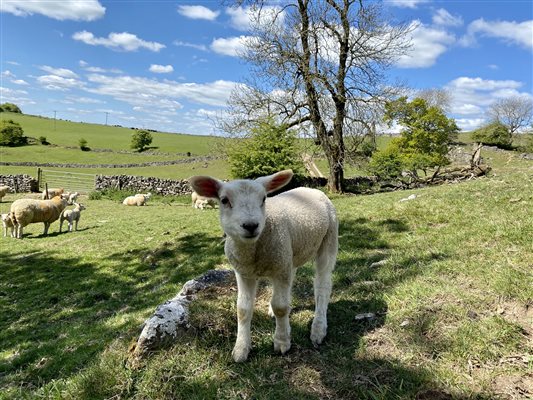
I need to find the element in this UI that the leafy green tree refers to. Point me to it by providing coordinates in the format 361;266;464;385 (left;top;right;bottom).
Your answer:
131;130;153;152
0;119;27;146
0;103;22;113
227;118;304;179
368;143;404;179
471;121;512;149
377;97;459;178
79;137;90;151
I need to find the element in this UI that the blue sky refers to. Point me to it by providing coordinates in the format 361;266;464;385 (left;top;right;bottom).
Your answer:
1;0;532;135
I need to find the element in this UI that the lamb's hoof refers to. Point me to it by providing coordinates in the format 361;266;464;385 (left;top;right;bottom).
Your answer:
274;338;291;355
232;344;250;363
310;321;327;347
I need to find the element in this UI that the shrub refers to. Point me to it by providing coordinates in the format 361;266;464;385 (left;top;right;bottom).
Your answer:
79;138;90;151
368;142;404;179
226;118;304;179
0;119;27;146
471;121;513;149
38;136;50;145
0;103;22;113
131;130;153;152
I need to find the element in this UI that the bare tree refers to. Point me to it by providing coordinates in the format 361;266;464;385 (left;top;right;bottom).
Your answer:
416;88;452;113
487;95;533;135
221;0;412;192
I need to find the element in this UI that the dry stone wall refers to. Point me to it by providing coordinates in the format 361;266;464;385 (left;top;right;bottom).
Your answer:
95;175;192;196
0;174;38;193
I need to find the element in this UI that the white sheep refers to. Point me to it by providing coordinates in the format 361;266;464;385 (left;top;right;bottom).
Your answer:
0;185;10;202
1;213;15;237
41;187;64;200
190;169;338;362
59;202;86;232
191;191;217;209
122;192;151;206
10;194;69;239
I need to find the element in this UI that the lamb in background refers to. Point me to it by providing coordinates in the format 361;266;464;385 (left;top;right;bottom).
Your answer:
1;213;15;237
123;192;151;206
60;202;86;232
191;191;217;209
68;192;79;204
0;185;11;202
190;169;338;362
10;194;69;239
41;187;64;200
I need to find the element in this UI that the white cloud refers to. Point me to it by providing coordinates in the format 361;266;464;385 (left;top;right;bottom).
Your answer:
67;96;105;104
455;118;487;131
39;65;79;78
225;6;285;31
85;74;238;108
210;36;252;57
1;0;105;21
432;8;463;27
460;19;533;50
37;75;85;91
447;77;522;92
1;70;15;78
173;40;208;51
7;61;20;66
396;21;455;68
149;64;174;74
488;64;499;70
388;0;430;9
0;86;35;106
12;79;29;85
177;5;219;21
72;31;165;52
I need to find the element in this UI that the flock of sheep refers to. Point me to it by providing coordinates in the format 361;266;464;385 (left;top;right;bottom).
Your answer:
3;170;339;363
0;186;152;239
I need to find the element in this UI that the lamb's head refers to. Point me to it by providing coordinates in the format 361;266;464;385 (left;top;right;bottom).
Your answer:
74;202;86;211
190;170;293;242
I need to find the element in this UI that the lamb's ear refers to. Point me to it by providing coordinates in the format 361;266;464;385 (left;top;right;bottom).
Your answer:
189;176;222;199
257;169;293;194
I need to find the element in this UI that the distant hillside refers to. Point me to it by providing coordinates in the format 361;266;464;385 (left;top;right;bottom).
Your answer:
0;111;222;155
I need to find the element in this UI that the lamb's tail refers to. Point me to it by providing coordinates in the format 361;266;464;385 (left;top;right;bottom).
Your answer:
9;210;17;226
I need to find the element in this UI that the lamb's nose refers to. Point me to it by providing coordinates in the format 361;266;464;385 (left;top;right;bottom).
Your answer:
242;222;259;235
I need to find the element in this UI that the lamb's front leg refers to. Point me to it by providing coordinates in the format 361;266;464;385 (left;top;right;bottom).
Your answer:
271;271;294;355
233;273;258;362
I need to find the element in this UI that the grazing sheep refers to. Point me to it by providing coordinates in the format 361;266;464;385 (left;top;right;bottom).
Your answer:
0;185;10;202
1;213;15;237
60;202;86;232
190;169;338;362
191;191;217;209
122;192;151;206
41;187;64;200
10;194;69;239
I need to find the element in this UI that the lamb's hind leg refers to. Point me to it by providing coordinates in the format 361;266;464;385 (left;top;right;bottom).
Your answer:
311;224;338;346
233;273;258;363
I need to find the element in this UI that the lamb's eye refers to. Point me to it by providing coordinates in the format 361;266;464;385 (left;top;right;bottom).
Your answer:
221;197;231;207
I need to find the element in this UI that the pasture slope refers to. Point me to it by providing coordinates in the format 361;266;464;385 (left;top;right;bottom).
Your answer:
0;151;531;399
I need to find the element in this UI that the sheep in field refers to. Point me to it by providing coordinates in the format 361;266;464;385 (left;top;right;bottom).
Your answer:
1;213;15;237
191;191;217;209
41;187;64;200
0;185;10;202
68;192;79;204
122;192;151;206
190;169;338;362
10;194;69;239
60;202;86;232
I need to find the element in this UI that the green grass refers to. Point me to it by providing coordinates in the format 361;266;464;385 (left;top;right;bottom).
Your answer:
0;155;531;399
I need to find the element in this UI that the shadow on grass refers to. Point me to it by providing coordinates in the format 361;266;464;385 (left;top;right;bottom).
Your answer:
0;232;225;392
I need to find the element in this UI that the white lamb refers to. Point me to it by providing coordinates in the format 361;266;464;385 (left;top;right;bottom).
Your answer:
191;191;217;209
190;169;338;362
1;213;15;237
10;194;69;239
122;192;151;206
42;187;64;200
0;185;10;202
60;202;86;232
68;192;79;204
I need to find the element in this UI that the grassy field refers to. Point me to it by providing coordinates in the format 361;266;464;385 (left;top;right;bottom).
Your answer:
0;153;531;399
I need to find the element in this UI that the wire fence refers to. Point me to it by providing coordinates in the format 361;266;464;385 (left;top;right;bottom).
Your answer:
38;168;96;194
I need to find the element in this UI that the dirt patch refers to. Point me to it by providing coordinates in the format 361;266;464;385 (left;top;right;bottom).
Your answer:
496;300;533;335
492;372;533;400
